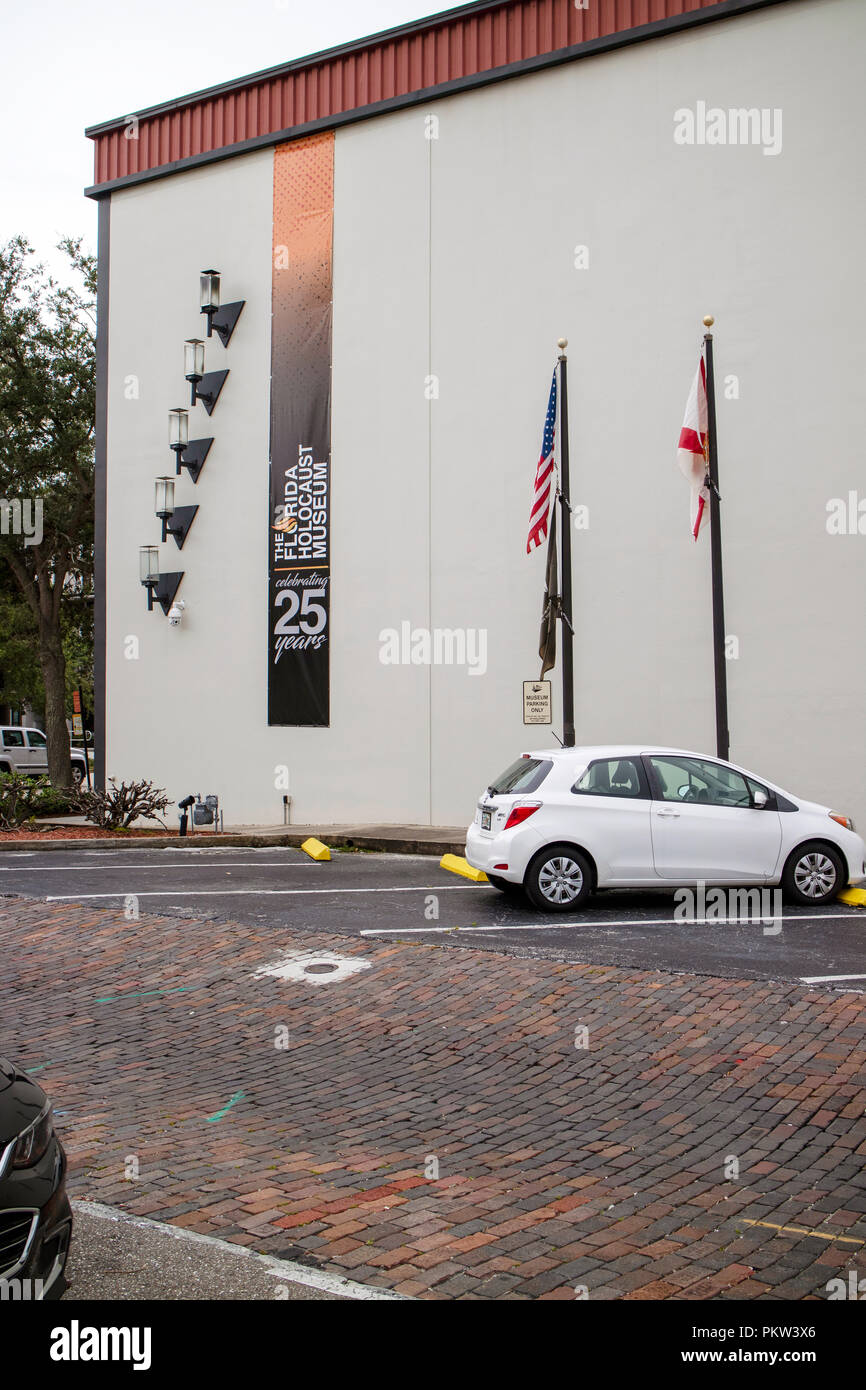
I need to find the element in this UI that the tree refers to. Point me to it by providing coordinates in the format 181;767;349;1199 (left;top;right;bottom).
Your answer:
0;561;94;725
0;238;95;787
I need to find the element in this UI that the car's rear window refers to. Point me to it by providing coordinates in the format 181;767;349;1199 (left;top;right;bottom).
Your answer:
488;757;552;795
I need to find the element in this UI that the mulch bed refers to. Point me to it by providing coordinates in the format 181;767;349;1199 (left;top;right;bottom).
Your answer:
0;826;168;842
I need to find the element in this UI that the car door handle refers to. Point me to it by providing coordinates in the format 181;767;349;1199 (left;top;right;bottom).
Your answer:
656;808;680;818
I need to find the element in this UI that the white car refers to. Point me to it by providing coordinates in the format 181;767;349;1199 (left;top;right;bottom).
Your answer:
0;727;89;787
465;745;865;912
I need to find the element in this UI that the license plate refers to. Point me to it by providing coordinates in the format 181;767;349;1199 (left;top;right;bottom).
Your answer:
481;808;492;830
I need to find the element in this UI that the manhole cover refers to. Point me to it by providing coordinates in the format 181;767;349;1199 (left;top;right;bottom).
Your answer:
253;949;372;987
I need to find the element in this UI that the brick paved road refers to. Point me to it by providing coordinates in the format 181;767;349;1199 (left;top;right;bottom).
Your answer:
3;897;865;1300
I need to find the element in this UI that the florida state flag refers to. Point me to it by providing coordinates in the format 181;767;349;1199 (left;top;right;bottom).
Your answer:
678;347;710;540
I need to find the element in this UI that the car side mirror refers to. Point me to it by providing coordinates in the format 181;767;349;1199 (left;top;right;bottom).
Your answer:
753;789;768;808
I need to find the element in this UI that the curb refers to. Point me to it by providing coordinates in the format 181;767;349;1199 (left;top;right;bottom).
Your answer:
0;830;466;857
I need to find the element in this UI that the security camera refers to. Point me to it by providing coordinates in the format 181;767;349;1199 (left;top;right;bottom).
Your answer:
168;599;185;627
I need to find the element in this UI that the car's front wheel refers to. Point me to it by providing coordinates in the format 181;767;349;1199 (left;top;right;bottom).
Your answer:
782;842;844;907
71;763;85;787
525;844;592;912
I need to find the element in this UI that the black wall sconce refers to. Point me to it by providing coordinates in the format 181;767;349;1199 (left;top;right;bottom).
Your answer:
169;407;213;483
184;339;228;415
200;269;245;347
140;545;183;615
154;477;198;549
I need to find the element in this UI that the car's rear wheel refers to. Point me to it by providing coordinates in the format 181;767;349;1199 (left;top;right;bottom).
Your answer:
782;842;844;907
487;874;523;895
525;844;592;912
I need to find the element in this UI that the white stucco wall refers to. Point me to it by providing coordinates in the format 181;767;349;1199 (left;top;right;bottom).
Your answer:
104;0;866;829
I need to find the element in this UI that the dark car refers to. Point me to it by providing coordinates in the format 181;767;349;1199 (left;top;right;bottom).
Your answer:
0;1057;72;1299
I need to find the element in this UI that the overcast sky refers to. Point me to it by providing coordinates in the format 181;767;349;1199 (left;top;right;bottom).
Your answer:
1;0;446;278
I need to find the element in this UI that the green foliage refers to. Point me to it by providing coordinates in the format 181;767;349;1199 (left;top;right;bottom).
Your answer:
30;783;79;818
0;236;95;560
0;236;96;777
0;771;74;830
0;568;92;715
0;573;41;709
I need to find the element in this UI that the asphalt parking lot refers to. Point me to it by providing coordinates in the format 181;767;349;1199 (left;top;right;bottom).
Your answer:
1;844;863;986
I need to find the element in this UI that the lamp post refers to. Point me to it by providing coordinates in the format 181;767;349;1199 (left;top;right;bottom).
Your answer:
199;268;245;346
168;406;212;482
154;476;176;541
200;269;221;336
139;545;184;616
154;475;198;549
184;339;206;407
139;545;159;603
169;407;189;461
184;338;228;415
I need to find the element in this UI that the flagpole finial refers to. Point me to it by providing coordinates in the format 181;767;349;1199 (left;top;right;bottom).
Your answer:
557;337;568;351
702;315;714;328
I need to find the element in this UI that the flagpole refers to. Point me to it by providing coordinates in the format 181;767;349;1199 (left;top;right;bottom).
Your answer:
703;314;729;761
557;338;576;748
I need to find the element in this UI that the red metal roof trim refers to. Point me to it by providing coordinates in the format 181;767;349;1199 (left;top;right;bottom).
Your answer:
86;0;777;190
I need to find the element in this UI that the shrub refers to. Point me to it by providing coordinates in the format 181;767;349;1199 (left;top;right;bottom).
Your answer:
74;778;172;831
0;772;72;831
31;785;79;819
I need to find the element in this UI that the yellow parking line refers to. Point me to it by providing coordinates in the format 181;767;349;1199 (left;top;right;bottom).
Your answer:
742;1219;864;1245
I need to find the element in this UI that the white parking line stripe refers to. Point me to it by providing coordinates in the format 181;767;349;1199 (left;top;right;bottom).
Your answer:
361;919;691;935
1;861;317;872
800;973;866;984
45;885;481;901
362;912;864;935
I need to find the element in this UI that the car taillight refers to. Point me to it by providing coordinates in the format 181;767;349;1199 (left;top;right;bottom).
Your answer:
830;812;856;831
503;802;541;830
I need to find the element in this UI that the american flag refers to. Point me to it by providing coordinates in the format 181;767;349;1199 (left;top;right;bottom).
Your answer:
527;369;557;554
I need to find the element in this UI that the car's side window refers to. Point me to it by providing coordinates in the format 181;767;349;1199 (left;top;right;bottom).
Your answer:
26;731;46;748
648;756;750;808
2;730;25;748
572;758;648;799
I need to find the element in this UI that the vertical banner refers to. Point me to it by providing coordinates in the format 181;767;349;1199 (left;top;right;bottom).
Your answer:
268;133;334;726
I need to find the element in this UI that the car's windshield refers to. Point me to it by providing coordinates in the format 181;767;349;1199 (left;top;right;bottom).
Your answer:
488;757;552;795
